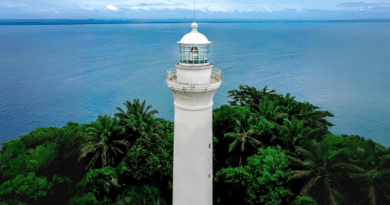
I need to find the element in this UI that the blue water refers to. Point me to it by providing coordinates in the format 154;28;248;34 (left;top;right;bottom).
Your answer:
1;21;389;150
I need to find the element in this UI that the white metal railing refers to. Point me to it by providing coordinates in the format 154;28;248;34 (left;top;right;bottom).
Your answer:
211;68;221;81
167;68;221;82
167;69;176;81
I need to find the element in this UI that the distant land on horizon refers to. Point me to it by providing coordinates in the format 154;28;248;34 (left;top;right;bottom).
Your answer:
1;18;390;25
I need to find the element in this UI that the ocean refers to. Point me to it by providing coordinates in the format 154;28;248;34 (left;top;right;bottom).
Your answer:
1;20;389;149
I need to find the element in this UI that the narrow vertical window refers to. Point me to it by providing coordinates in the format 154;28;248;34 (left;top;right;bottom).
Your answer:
209;144;211;148
180;45;183;63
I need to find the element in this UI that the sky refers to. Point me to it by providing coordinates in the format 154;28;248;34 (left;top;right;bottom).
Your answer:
1;0;390;20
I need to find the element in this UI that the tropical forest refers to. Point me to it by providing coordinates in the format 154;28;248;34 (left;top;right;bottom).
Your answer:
0;84;389;205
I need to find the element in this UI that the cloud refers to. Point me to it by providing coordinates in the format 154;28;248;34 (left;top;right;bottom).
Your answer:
334;1;390;11
3;0;390;20
130;6;149;11
256;8;272;13
336;2;380;8
370;6;390;11
137;3;170;6
284;8;298;12
106;4;117;11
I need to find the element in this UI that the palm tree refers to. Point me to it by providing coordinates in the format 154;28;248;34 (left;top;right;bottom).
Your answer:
286;140;367;205
77;114;132;171
342;143;390;205
292;101;335;133
115;99;161;143
274;93;298;117
115;99;158;120
250;95;289;128
227;85;280;110
248;115;279;148
224;113;263;167
258;85;280;102
271;115;324;156
250;115;277;137
120;111;166;145
276;92;296;106
349;163;390;205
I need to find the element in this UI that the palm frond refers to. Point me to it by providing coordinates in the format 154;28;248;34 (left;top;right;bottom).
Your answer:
287;170;313;182
328;186;338;205
86;150;101;171
294;145;317;162
366;185;376;205
331;163;366;173
300;175;321;195
228;138;240;153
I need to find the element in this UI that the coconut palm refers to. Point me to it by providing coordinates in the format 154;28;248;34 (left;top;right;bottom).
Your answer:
250;95;289;128
286;140;367;205
248;115;279;148
224;112;263;167
292;101;335;132
271;115;324;156
227;85;280;110
342;143;390;205
276;92;296;105
120;111;166;145
77;114;132;171
115;99;159;120
274;93;298;117
349;162;390;205
250;115;277;137
115;99;160;143
257;85;281;102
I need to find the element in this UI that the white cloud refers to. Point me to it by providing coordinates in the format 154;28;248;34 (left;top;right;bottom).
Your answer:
254;8;273;13
130;6;148;10
106;4;117;11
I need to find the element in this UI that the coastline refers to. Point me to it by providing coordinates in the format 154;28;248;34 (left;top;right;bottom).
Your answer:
1;18;390;25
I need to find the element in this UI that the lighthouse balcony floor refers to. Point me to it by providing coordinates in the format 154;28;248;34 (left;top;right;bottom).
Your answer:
166;68;221;92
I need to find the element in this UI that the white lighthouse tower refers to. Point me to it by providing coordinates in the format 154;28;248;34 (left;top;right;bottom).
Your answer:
166;22;222;205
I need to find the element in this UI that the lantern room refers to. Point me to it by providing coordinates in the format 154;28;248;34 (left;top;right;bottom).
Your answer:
177;22;212;64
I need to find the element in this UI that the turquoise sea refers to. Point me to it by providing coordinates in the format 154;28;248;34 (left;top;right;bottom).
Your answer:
1;21;389;149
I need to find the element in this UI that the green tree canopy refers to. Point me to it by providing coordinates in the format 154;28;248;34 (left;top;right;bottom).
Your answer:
77;114;131;171
0;172;71;205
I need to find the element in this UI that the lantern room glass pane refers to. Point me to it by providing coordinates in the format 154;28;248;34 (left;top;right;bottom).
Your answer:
179;45;182;63
179;44;210;64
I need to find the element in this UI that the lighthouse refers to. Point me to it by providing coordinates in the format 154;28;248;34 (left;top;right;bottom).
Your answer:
166;22;222;205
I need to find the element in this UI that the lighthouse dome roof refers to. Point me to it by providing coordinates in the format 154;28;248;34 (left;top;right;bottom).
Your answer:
177;22;211;45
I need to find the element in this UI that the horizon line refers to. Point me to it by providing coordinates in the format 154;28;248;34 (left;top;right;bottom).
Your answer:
1;17;390;20
1;18;390;26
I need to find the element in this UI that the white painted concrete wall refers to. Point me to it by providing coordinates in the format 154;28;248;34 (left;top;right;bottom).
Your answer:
171;90;216;109
172;104;213;205
176;68;212;85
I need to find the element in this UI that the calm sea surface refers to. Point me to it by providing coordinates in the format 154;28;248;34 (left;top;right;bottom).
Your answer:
1;22;389;149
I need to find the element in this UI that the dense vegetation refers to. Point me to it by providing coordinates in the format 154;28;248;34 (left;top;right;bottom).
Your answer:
0;84;389;205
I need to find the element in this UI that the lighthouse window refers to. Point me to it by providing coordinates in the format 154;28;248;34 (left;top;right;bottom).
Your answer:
179;44;209;64
209;144;210;148
180;45;184;63
190;46;199;64
199;46;205;64
207;45;210;63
